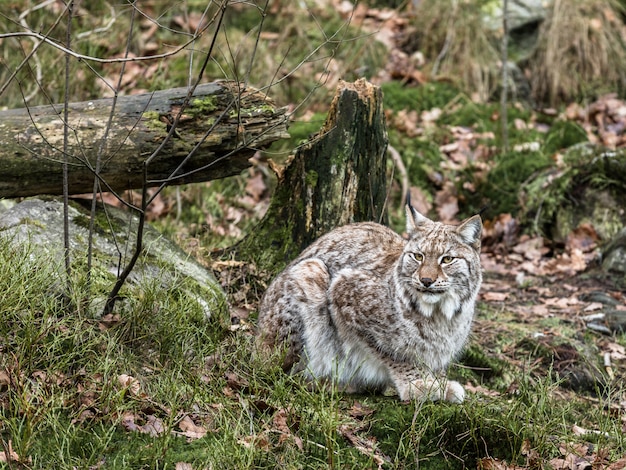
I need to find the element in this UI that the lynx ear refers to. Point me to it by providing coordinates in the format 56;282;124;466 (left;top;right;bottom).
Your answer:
456;215;482;249
405;197;432;236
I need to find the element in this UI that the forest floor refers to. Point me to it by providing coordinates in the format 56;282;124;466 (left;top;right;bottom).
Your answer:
2;1;626;468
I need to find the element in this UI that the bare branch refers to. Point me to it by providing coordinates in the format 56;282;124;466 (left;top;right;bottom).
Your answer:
62;0;73;288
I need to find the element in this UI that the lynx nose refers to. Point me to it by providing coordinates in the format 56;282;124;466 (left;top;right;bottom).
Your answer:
421;277;434;287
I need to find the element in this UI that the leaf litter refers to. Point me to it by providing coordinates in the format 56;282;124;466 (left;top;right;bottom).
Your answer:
20;1;624;465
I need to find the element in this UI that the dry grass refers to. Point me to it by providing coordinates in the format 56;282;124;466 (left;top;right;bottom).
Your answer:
530;0;626;106
412;0;500;101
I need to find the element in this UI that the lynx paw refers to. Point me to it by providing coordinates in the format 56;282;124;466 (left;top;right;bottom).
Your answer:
400;379;465;403
443;380;465;403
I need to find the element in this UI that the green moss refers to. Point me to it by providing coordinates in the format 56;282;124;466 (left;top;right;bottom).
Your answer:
305;170;318;189
142;110;166;131
456;343;511;389
544;119;588;154
263;113;327;165
18;217;46;229
521;145;626;237
381;81;461;113
481;150;553;216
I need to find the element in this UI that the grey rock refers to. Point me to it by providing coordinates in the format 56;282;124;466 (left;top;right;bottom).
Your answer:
0;197;226;318
603;227;626;277
483;0;549;33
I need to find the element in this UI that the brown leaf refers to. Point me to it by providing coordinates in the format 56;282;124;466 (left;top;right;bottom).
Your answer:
224;371;249;391
0;440;25;464
481;292;509;302
565;224;599;253
435;181;458;222
347;401;376;419
605;342;626;361
142;415;166;437
477;456;524;469
98;313;120;331
512;236;548;261
463;383;500;397
0;370;11;387
118;374;142;397
245;171;267;203
608;457;626;469
178;415;207;440
338;425;390;468
121;411;142;433
272;408;303;450
238;433;271;451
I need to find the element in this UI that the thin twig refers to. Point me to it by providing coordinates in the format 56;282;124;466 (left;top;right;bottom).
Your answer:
102;1;228;315
62;1;73;295
500;0;509;152
387;144;408;206
0;25;211;64
87;1;137;290
0;3;67;101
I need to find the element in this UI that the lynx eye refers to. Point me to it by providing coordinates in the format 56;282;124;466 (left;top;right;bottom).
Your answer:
411;252;424;262
441;255;454;264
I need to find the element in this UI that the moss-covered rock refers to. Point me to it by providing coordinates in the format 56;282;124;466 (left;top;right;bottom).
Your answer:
0;197;227;320
520;144;626;242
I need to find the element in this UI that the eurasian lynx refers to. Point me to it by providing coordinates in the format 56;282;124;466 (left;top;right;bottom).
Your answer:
257;201;482;403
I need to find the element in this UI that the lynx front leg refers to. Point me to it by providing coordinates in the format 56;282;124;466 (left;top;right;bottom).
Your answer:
387;363;465;403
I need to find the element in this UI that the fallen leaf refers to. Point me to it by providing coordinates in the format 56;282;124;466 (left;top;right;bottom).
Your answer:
338;425;390;469
0;440;23;464
178;415;207;440
238;433;271;451
98;313;121;331
583;302;604;312
481;292;509;302
0;370;10;387
605;342;626;361
608;457;626;469
272;408;303;450
512;236;547;261
118;374;142;397
463;383;500;397
245;170;267;203
121;411;142;433
142;415;166;437
347;401;376;419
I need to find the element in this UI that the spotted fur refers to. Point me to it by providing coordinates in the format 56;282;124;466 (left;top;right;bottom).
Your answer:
257;204;482;402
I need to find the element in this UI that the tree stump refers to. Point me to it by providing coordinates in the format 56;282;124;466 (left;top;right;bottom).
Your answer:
0;81;289;198
238;78;389;271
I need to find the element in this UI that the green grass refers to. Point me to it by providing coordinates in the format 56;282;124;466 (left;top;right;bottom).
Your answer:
1;1;625;468
1;236;625;469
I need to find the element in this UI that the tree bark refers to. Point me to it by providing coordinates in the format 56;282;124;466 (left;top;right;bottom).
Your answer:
0;81;289;198
237;78;389;271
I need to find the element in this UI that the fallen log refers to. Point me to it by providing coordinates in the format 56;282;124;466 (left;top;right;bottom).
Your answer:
0;81;290;198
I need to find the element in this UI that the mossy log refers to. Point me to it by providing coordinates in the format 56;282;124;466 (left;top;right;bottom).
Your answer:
238;78;389;271
0;81;289;198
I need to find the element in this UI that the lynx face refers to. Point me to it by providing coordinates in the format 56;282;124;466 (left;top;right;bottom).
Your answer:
398;207;482;316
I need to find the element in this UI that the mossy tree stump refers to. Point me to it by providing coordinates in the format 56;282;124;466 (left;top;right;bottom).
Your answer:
239;79;389;271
